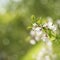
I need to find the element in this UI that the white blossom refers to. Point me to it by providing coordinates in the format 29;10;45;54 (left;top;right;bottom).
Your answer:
36;47;46;60
33;23;38;27
47;41;52;47
35;36;40;41
35;27;41;31
30;17;57;60
41;34;48;42
32;27;36;30
36;30;42;36
30;30;35;36
48;20;52;27
43;19;52;28
30;39;36;45
47;17;53;22
56;19;60;25
43;19;56;32
45;55;50;60
43;23;48;27
50;25;57;32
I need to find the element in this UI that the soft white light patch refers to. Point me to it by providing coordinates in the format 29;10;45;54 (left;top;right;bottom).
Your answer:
0;0;9;7
13;0;22;3
45;55;50;60
57;19;60;25
0;7;6;14
0;0;9;14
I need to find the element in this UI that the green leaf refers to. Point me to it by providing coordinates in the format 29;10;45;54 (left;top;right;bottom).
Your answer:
31;15;36;23
27;26;32;30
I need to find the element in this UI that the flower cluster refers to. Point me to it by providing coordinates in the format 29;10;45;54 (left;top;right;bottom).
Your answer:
30;17;57;45
43;18;56;32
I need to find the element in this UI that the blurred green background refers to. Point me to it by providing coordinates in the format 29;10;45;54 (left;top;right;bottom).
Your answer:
0;0;60;60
